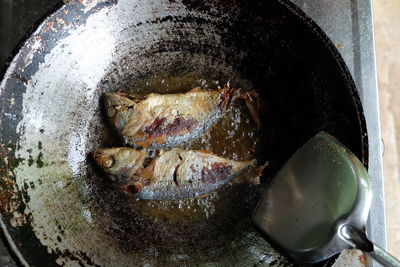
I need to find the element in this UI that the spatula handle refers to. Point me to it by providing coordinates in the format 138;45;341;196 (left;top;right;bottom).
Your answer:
340;224;400;267
368;243;400;267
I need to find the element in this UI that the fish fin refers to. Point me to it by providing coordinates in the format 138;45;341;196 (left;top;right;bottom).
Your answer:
232;175;260;185
111;90;147;102
194;193;211;199
120;92;147;101
239;90;261;127
218;83;241;112
129;93;147;101
196;149;215;155
255;162;268;178
188;87;204;93
232;161;268;185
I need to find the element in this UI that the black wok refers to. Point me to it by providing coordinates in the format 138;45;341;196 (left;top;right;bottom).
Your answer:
0;0;368;266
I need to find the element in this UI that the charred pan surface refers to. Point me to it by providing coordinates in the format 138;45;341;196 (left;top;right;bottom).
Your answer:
0;0;119;266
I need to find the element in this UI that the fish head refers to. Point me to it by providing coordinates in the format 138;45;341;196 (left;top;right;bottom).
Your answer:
103;93;137;131
91;147;147;181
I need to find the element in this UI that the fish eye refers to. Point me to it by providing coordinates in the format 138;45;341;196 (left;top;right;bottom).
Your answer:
102;156;115;169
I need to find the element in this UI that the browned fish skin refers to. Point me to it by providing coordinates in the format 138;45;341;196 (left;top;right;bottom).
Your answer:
141;117;197;140
92;147;262;200
104;84;259;149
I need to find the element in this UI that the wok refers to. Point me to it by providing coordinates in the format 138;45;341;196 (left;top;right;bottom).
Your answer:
0;0;368;266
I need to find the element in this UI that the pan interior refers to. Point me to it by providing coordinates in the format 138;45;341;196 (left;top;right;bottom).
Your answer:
88;71;275;265
0;0;366;266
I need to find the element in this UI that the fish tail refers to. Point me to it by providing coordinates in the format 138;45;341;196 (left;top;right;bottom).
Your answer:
240;90;261;127
218;83;242;112
254;161;268;183
233;160;267;185
246;160;267;185
219;84;261;127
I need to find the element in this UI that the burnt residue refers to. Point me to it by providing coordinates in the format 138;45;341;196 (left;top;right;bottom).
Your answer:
181;0;243;17
36;152;44;168
0;149;20;212
53;248;101;267
1;212;60;267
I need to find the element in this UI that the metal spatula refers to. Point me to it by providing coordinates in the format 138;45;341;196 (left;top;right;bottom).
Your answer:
253;132;400;266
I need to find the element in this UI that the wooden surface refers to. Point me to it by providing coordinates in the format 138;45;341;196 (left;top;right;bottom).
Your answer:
373;0;400;258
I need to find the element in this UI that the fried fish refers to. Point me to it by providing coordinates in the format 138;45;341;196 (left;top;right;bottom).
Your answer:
92;147;263;200
104;83;260;149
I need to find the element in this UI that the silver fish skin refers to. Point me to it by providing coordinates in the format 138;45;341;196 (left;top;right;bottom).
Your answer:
92;147;262;200
103;84;260;149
